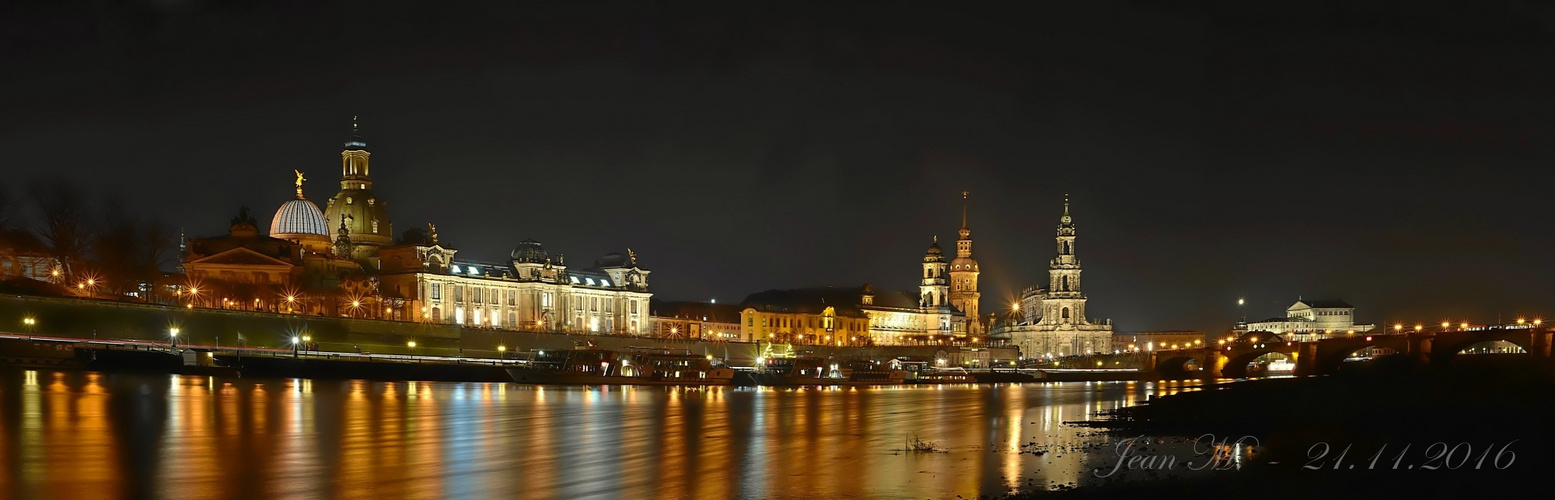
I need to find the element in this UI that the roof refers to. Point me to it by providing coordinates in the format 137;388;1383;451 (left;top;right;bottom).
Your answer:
1294;299;1353;309
270;198;329;237
651;299;742;323
0;230;49;254
740;287;870;316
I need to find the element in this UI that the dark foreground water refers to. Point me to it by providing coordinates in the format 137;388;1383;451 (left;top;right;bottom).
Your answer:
0;370;1219;499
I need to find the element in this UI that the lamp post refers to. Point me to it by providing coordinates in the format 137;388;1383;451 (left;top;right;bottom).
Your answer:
22;317;36;340
291;336;301;358
170;327;180;349
498;344;507;361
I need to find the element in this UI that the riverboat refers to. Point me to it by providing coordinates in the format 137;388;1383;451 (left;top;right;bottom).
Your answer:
745;356;907;386
505;346;734;385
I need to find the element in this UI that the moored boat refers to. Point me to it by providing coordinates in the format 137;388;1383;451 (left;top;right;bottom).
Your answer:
505;347;734;385
746;356;907;386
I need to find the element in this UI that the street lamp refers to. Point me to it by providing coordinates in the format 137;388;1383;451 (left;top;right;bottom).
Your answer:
170;327;180;349
22;317;36;340
497;344;507;361
291;336;301;357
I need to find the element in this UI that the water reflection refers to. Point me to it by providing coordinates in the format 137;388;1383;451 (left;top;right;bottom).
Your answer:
0;371;1223;499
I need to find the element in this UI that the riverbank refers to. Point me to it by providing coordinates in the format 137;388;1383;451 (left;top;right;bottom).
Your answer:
1021;358;1555;499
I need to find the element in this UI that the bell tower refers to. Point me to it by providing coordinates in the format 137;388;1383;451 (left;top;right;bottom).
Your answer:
341;116;371;189
947;191;981;333
323;116;394;264
920;237;949;308
1044;194;1086;325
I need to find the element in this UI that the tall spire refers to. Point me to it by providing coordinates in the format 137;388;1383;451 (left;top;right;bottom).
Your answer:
1060;194;1072;224
345;115;367;150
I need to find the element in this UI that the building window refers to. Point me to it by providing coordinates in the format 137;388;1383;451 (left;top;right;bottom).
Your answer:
431;283;441;300
1061;307;1070;321
542;292;553;308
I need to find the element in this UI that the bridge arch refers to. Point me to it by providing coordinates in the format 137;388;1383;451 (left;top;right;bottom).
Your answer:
1153;354;1204;378
1429;330;1540;366
1219;346;1299;379
1312;336;1412;375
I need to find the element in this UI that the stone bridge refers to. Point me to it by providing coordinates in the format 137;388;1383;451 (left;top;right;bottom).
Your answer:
1135;327;1553;379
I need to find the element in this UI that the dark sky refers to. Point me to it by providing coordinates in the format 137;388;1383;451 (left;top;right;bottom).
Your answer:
4;1;1554;333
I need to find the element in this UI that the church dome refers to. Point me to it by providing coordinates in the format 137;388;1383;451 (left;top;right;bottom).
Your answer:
271;198;329;237
510;239;548;263
923;238;946;262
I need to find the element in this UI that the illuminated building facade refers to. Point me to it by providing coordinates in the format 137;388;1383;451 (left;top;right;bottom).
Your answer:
738;283;968;346
1004;196;1114;357
322;118;394;266
737;287;874;345
1242;299;1375;342
378;239;652;334
947;191;981;335
650;300;742;340
0;230;54;282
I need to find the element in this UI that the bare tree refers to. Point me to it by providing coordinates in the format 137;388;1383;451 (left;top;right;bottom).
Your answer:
0;184;12;230
136;217;176;302
95;196;139;296
29;177;91;277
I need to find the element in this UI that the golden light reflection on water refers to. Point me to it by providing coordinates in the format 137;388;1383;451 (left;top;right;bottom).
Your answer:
0;372;1224;500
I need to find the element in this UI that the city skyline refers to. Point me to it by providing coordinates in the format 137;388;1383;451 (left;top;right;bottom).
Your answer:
5;2;1553;334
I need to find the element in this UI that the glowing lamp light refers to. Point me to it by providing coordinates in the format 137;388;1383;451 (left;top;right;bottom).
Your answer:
407;341;417;348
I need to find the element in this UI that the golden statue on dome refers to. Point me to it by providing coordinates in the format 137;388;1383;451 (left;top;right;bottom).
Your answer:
293;170;306;198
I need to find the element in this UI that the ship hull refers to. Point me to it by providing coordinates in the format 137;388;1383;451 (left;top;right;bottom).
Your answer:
505;367;734;386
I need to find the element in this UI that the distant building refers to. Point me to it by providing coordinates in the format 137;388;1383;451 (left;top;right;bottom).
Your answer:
650;300;742;340
947;191;982;336
0;229;54;282
322;118;394;266
738;287;877;345
1241;299;1375;342
1113;331;1206;352
1000;196;1114;358
181;204;361;314
378;239;652;334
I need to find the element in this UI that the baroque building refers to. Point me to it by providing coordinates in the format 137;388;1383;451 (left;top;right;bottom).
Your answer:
738;192;984;346
377;236;653;334
1241;299;1375;342
322;117;394;266
947;191;981;335
1003;196;1114;358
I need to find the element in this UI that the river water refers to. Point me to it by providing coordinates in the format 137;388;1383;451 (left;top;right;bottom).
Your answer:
0;370;1218;499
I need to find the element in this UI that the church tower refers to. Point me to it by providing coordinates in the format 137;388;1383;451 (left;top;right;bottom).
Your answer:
323;117;394;265
947;191;981;333
920;237;949;308
1044;195;1086;325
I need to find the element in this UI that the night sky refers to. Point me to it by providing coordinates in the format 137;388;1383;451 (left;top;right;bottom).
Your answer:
4;1;1553;333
